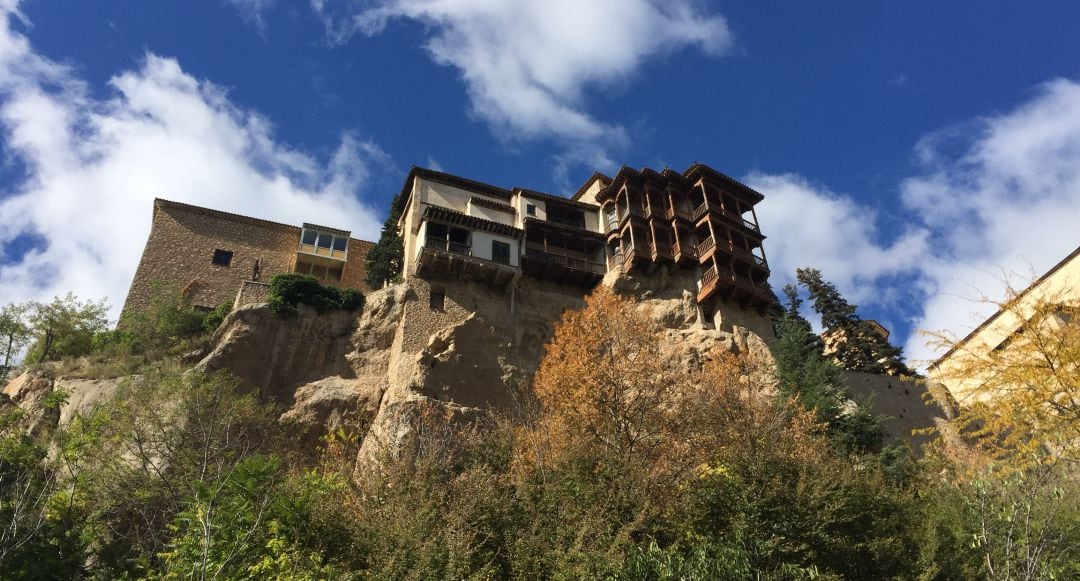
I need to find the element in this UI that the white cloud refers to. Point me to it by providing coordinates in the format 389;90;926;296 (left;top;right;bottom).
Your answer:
899;78;1080;364
225;0;276;35
748;173;929;305
749;79;1080;368
311;0;733;166
0;3;387;320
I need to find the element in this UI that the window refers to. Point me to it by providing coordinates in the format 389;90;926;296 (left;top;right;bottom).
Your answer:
526;204;537;216
212;249;233;266
430;289;445;310
299;227;349;260
492;241;511;264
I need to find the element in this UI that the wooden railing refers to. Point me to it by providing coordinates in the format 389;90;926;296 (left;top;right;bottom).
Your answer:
732;245;767;269
525;247;606;274
691;201;709;221
426;237;471;256
608;252;625;271
700;265;719;288
668;207;692;221
650;240;673;259
674;239;697;260
696;236;716;257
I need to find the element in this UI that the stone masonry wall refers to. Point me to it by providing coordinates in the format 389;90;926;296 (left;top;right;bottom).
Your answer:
122;201;301;319
235;281;271;308
122;200;373;321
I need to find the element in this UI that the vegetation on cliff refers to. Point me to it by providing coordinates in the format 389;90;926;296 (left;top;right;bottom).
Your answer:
268;273;365;316
0;285;1076;579
363;193;405;290
796;267;908;374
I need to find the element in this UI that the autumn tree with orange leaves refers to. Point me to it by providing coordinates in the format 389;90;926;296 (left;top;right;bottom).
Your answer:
522;287;678;469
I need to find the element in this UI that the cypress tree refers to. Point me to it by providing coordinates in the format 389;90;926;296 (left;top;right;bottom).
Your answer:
364;194;405;289
795;267;907;374
772;283;885;452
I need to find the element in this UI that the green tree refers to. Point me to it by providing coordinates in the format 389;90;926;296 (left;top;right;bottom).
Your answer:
772;284;884;452
364;194;405;289
0;303;32;378
796;268;907;374
25;294;109;363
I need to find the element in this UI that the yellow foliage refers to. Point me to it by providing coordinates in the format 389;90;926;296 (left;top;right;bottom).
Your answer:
927;281;1080;470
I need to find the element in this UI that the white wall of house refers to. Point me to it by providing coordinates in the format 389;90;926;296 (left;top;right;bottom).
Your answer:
470;230;520;267
467;199;516;226
515;195;547;227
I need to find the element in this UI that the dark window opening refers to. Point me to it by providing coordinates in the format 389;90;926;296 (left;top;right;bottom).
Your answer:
548;206;586;229
492;241;511;264
332;236;348;252
212;249;233;266
430;290;445;310
526;204;537;216
301;229;318;245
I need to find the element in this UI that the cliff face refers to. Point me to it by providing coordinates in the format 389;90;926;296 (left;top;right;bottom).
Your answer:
1;269;789;456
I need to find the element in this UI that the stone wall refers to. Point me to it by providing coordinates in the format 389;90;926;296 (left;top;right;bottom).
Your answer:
234;281;271;308
390;275;586;411
122;200;305;319
840;371;950;450
122;200;373;322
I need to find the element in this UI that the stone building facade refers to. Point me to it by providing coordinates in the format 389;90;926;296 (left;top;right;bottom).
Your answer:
121;199;373;320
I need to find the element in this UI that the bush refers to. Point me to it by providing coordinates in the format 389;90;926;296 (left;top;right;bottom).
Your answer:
202;302;232;334
267;274;365;315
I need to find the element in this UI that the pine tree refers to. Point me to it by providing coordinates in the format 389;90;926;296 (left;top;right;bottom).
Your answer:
795;268;906;374
364;195;405;289
771;283;884;452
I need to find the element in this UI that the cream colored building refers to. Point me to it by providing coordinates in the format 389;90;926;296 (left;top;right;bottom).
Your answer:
929;245;1080;403
393;164;775;316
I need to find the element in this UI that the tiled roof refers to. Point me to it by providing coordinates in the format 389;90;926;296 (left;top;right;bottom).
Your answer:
592;163;766;205
469;196;515;214
570;171;612;201
422;206;523;238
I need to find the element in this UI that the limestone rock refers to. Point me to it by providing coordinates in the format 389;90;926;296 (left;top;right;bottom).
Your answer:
279;376;383;451
198;302;359;405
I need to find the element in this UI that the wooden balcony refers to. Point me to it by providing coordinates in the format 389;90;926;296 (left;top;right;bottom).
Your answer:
649;239;674;262
731;244;769;272
673;239;697;264
618;205;646;226
608;251;626;273
415;238;518;287
666;206;693;222
696;264;772;306
691;202;762;235
522;246;606;286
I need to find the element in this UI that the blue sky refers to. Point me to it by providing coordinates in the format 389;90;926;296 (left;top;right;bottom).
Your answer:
1;0;1079;365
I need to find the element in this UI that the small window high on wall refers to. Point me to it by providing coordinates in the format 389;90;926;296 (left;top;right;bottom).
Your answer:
212;249;233;266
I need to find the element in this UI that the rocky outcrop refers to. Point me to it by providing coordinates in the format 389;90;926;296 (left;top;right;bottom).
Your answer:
2;267;783;458
1;369;127;436
198;303;359;404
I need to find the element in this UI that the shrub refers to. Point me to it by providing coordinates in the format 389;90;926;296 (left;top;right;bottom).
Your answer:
267;274;365;315
202;302;232;334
